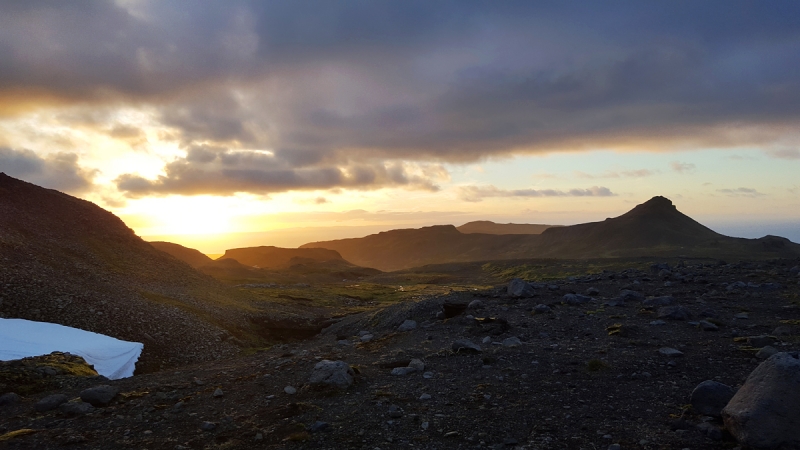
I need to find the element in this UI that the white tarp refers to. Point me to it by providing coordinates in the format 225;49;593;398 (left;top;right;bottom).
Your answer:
0;318;143;379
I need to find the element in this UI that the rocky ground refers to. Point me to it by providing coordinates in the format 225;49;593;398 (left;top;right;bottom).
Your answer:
2;258;800;449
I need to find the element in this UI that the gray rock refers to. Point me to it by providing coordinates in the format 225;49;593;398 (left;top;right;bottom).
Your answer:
397;320;417;332
563;293;592;305
391;367;417;376
200;421;217;431
690;380;735;417
0;392;21;407
657;305;692;321
284;386;297;395
642;296;674;307
699;320;719;331
452;339;482;353
508;278;535;298
408;358;425;371
308;360;355;389
790;266;800;274
309;421;329;433
212;388;224;398
360;334;374;342
80;385;119;407
748;335;777;348
697;422;723;441
34;394;68;412
586;287;600;296
649;320;666;326
419;393;432;400
658;347;684;357
533;304;551;314
756;346;780;360
727;281;747;291
59;401;95;415
618;290;645;301
734;312;750;320
502;337;522;348
722;352;800;449
467;299;484;310
772;326;793;336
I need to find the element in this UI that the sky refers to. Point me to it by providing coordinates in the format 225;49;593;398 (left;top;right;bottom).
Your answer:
1;1;799;253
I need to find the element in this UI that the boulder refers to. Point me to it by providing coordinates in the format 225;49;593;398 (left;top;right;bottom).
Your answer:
507;278;535;298
308;360;355;390
79;385;119;407
690;380;735;417
0;392;21;407
34;393;68;412
59;400;95;415
722;352;800;449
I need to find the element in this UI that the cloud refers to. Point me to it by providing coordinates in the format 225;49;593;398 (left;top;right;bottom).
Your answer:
765;148;800;160
115;147;444;197
1;2;800;196
0;147;97;193
575;169;655;179
459;185;615;202
717;187;765;197
671;161;696;173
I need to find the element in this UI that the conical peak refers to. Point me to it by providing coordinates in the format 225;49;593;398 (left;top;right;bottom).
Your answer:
624;196;677;217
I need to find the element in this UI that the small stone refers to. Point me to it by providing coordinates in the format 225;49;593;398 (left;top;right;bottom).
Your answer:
452;339;482;353
408;359;425;371
284;386;297;395
419;393;432;401
212;388;224;398
659;347;684;357
502;337;522;348
255;433;263;441
649;320;666;326
533;304;551;314
421;421;429;430
608;445;621;450
734;312;750;319
657;305;692;321
34;394;68;412
423;372;433;379
563;293;592;305
391;367;417;376
642;296;674;307
482;336;492;344
586;287;600;296
699;320;719;331
398;320;417;332
309;421;329;433
200;421;217;431
360;334;374;342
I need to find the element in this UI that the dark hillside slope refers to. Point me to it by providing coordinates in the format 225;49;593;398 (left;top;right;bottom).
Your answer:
0;173;262;372
303;197;800;270
302;225;539;271
536;196;800;259
150;241;214;268
457;221;557;235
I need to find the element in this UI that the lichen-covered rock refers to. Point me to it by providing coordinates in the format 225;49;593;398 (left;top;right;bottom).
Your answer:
722;352;800;449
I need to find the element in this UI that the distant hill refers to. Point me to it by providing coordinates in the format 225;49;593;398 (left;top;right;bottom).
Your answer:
150;241;214;268
457;221;558;235
219;246;345;269
302;196;800;271
0;173;288;373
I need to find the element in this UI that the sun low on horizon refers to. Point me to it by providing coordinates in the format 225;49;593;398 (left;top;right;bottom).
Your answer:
1;1;799;254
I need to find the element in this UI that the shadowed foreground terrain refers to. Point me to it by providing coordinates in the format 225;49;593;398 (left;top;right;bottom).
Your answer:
1;258;799;449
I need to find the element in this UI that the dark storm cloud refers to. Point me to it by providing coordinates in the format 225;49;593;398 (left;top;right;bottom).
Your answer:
459;185;615;202
0;147;96;193
2;1;800;194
